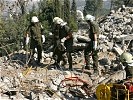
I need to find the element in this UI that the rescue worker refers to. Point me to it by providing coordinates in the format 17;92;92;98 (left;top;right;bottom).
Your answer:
120;52;133;78
120;5;126;12
25;16;45;65
84;14;100;74
52;17;73;70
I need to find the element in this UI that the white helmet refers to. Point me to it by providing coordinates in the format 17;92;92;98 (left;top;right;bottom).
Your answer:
85;14;95;22
53;17;60;23
120;52;133;64
31;16;39;23
55;18;63;25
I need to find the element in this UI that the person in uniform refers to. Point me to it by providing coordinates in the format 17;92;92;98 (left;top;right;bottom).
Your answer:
52;17;73;70
120;52;133;78
25;16;45;65
84;14;100;74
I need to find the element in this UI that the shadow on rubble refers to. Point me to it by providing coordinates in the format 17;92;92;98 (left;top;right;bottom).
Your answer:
9;53;47;68
46;63;67;71
45;64;92;76
9;52;28;66
74;67;92;76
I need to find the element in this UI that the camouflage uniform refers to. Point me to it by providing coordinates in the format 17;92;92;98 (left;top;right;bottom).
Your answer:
26;22;44;63
84;21;99;71
53;25;73;69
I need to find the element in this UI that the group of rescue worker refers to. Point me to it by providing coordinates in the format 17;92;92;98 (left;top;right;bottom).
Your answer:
24;14;133;77
24;14;99;74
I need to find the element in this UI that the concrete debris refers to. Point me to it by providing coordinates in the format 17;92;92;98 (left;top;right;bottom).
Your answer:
0;6;133;100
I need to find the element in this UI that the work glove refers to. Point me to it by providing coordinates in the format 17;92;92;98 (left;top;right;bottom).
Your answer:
42;35;45;43
26;36;29;45
60;22;67;27
59;42;66;51
93;41;97;50
128;62;133;67
61;37;66;43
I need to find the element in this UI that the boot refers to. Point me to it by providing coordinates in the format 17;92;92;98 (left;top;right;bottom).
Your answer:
69;65;73;71
53;62;60;69
84;65;91;70
36;60;42;66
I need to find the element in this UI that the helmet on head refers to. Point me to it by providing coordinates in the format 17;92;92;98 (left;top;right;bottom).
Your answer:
55;18;63;25
120;52;133;64
85;14;95;22
31;16;39;23
53;17;60;23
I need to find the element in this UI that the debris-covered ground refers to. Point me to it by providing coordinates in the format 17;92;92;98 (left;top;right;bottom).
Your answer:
0;6;133;100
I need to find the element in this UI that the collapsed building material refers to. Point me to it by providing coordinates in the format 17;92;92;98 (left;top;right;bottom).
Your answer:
91;70;126;92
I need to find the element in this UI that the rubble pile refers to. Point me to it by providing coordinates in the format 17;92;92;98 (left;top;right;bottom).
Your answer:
0;53;94;100
99;6;133;52
99;7;133;37
0;50;126;100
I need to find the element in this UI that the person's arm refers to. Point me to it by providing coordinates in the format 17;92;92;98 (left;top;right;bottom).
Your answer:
94;33;97;41
66;32;72;39
61;26;72;43
93;33;98;50
92;23;98;50
25;26;30;45
40;24;45;43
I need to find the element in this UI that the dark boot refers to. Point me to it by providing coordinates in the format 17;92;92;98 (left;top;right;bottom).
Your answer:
67;52;73;71
69;67;73;71
53;62;60;69
36;60;42;66
84;65;91;70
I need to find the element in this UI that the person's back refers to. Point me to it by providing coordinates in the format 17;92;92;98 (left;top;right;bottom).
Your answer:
89;21;100;42
59;25;73;49
29;22;43;44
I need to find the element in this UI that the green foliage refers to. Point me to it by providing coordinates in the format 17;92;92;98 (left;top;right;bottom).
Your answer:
70;0;78;31
0;14;29;55
60;5;64;19
64;0;71;25
71;0;77;22
39;0;54;30
83;0;103;18
0;21;5;38
83;0;96;16
69;16;78;32
54;0;61;17
0;0;80;56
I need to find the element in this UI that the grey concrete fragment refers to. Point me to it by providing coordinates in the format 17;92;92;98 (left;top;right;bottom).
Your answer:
113;44;123;55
